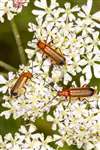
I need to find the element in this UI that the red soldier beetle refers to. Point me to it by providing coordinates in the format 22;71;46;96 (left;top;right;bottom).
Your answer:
57;87;95;98
37;40;66;65
10;71;32;97
48;85;95;105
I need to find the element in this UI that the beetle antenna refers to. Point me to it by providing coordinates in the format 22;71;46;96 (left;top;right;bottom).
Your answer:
44;79;58;92
41;94;58;109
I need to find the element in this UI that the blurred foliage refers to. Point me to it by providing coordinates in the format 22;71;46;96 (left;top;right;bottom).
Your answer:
0;0;99;150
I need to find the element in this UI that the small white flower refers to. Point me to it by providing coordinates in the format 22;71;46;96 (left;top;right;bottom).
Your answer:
51;66;63;83
32;0;59;18
51;94;100;150
78;0;100;28
83;142;94;150
0;124;54;150
88;31;100;54
27;0;100;88
82;52;100;79
61;2;80;22
0;72;15;94
41;59;51;74
37;134;54;150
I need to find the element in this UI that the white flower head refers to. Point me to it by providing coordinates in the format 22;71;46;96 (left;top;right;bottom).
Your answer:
0;0;100;150
0;0;30;22
78;0;100;28
49;93;100;150
26;0;100;87
0;124;54;150
0;64;61;121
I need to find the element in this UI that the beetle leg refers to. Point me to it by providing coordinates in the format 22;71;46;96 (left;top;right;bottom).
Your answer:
7;87;11;96
82;84;88;88
71;84;76;88
47;39;53;45
66;97;71;107
51;59;57;65
82;98;90;104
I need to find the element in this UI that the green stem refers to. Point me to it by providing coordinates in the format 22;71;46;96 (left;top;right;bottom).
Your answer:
0;72;8;78
10;19;26;64
0;61;17;72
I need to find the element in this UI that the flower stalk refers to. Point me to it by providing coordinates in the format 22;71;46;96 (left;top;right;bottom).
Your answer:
0;60;17;72
11;20;26;64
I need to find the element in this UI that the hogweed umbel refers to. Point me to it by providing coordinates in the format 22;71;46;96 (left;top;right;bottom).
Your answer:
0;0;100;150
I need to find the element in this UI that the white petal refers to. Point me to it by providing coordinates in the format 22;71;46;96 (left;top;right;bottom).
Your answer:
0;86;8;93
71;6;80;12
79;59;87;66
82;5;89;15
92;11;100;22
4;133;13;141
2;102;11;108
81;0;92;15
78;11;86;18
29;124;36;133
93;64;100;78
52;123;57;130
92;31;99;40
64;73;72;85
8;72;15;80
19;126;27;134
69;13;75;21
80;76;90;86
95;142;100;150
83;65;92;80
42;60;50;73
28;23;36;32
0;110;11;119
87;0;92;14
53;134;61;140
34;0;47;9
64;2;70;9
7;12;14;20
45;136;53;143
47;115;54;122
76;66;82;73
46;22;54;31
83;142;94;150
56;139;64;147
94;22;100;29
32;10;46;17
50;0;59;9
25;49;35;59
0;75;7;84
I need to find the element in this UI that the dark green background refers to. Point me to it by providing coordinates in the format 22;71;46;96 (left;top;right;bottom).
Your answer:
0;0;99;149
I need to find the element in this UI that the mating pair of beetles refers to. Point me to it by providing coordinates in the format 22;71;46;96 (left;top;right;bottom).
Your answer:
11;40;95;99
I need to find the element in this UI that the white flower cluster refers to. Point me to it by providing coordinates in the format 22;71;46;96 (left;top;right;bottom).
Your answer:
47;95;100;150
0;63;61;121
0;0;30;22
0;0;100;150
26;0;100;85
0;124;54;150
